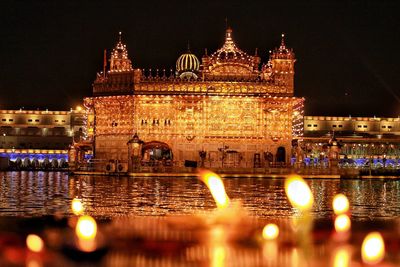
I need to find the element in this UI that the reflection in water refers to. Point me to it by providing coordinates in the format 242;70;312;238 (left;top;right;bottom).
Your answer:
333;246;351;267
1;171;400;220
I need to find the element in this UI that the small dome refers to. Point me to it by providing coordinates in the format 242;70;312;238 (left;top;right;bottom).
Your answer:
176;52;200;73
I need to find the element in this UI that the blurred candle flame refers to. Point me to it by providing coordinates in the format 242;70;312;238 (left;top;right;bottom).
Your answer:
333;247;350;267
333;194;349;215
361;232;385;265
262;223;279;240
26;234;44;253
76;215;97;240
199;170;230;209
71;198;84;215
75;215;98;252
334;214;351;233
285;175;313;211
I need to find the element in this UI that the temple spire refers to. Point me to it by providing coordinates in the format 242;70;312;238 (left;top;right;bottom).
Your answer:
110;31;132;72
280;33;286;50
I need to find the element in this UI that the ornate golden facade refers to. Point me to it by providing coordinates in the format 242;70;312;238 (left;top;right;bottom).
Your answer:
84;29;304;170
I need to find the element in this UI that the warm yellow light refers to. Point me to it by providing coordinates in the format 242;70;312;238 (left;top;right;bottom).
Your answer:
26;234;44;253
71;198;84;215
262;223;279;240
333;194;349;215
333;247;350;267
334;214;351;233
285;175;313;211
211;246;226;267
76;105;83;111
361;232;385;265
76;215;97;240
199;170;230;209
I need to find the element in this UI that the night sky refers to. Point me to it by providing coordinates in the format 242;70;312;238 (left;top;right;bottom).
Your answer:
1;0;399;117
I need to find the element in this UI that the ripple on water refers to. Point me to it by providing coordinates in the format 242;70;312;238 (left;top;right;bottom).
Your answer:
0;172;400;220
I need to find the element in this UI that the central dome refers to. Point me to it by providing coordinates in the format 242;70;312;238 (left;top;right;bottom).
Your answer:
210;27;252;62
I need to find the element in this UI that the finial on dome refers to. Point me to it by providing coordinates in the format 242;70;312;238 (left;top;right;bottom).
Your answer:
280;33;286;48
118;31;122;42
225;27;233;45
187;40;191;53
255;47;258;56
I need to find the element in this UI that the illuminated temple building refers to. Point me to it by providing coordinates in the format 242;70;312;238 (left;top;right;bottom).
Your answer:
83;29;304;171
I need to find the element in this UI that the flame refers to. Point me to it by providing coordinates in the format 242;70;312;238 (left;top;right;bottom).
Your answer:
76;215;97;240
71;198;84;215
361;232;385;265
262;223;279;240
285;175;313;211
333;247;350;267
333;194;349;215
75;215;98;252
26;234;44;253
199;170;230;209
334;214;351;233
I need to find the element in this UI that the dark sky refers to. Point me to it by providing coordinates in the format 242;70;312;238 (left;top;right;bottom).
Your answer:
1;0;399;116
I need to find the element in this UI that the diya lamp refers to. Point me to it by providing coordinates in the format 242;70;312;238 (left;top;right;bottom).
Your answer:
196;170;253;242
285;175;314;248
332;194;351;242
71;197;85;216
361;232;385;266
62;206;108;261
25;234;45;267
261;223;279;266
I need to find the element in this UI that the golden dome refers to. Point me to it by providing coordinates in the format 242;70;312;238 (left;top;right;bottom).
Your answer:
176;52;200;73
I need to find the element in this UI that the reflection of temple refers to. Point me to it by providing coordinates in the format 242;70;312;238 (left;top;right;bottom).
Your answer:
83;29;304;171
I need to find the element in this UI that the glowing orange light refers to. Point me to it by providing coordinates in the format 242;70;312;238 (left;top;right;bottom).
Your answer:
26;234;44;253
71;198;84;215
361;232;385;265
285;175;313;211
211;246;226;267
262;223;279;240
333;194;349;215
334;214;351;233
76;105;83;111
76;215;97;240
333;247;350;267
199;170;230;209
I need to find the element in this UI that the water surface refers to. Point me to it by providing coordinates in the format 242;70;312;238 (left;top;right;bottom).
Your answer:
1;171;399;220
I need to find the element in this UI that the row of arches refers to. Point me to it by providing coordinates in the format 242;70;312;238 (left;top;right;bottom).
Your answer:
9;157;68;170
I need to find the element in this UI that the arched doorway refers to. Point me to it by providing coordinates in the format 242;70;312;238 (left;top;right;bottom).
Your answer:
142;141;173;163
276;146;286;163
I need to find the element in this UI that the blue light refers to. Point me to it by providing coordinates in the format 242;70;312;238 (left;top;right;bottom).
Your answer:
0;152;68;162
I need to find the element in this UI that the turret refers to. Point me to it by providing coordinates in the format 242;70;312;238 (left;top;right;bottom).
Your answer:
110;32;133;72
269;34;296;93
